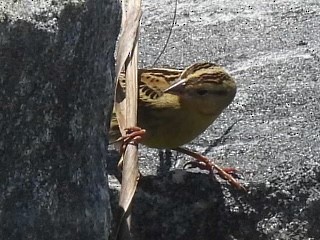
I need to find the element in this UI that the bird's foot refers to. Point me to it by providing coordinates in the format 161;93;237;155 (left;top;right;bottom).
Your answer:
112;127;146;169
112;126;146;154
175;147;246;191
184;161;242;180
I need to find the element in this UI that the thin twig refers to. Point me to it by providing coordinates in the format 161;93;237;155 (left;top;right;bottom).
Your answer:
152;0;178;67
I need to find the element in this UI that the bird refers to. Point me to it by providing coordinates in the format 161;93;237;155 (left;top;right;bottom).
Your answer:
109;62;245;190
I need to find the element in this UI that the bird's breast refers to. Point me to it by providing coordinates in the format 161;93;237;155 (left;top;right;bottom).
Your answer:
138;106;217;149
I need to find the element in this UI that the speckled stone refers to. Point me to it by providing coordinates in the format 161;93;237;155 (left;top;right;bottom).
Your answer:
0;0;120;239
108;0;320;239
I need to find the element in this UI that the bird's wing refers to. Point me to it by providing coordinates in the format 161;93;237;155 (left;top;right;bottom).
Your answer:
118;68;183;105
138;68;183;102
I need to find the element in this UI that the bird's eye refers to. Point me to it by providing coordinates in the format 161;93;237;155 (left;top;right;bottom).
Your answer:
196;89;208;95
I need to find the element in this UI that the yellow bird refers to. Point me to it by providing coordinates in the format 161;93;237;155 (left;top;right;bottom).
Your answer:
109;62;244;190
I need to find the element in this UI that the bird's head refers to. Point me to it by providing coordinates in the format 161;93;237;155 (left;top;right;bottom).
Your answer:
164;63;236;115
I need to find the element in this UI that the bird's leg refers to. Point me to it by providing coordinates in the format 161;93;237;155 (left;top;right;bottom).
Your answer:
184;162;239;177
111;127;146;169
157;149;173;175
174;147;246;191
111;127;146;154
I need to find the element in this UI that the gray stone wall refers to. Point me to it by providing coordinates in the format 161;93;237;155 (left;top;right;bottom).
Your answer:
0;0;120;239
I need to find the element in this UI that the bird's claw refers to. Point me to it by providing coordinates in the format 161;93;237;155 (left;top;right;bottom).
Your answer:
218;167;244;180
184;160;212;172
119;127;146;154
175;147;246;191
114;127;146;170
184;161;242;179
111;126;146;156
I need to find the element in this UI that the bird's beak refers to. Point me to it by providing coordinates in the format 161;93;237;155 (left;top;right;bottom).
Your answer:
163;78;188;94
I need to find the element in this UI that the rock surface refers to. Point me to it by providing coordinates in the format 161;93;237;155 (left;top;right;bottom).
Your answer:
109;0;320;239
0;0;120;239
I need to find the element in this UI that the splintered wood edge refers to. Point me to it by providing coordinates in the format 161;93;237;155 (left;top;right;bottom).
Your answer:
114;0;141;239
